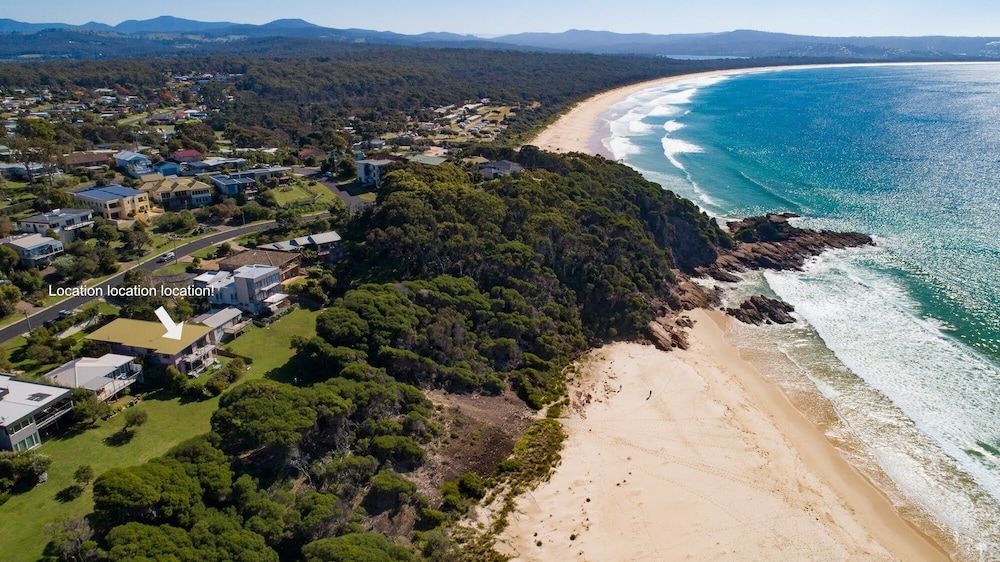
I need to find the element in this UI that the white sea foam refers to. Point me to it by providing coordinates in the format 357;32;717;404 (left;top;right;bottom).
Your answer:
628;121;654;134
606;136;641;158
604;76;732;164
638;168;721;211
660;137;703;171
764;249;1000;556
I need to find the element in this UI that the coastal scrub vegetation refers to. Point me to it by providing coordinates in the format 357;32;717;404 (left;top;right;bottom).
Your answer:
48;152;729;560
311;148;729;406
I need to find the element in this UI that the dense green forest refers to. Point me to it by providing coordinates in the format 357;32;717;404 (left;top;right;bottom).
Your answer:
49;151;729;560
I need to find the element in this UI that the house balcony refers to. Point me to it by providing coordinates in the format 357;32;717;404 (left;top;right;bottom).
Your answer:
28;247;63;259
182;344;216;365
99;372;140;401
258;281;280;293
62;220;95;232
33;398;74;429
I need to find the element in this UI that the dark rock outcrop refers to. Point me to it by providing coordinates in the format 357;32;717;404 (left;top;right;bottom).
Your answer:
726;295;796;325
648;315;693;350
699;213;874;278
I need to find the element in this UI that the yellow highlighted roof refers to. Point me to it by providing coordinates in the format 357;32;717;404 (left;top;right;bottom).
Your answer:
85;318;211;356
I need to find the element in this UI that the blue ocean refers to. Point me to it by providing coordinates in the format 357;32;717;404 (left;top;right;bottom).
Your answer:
602;63;1000;558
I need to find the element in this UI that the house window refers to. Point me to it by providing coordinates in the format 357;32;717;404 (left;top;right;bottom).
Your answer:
12;432;38;451
6;418;32;435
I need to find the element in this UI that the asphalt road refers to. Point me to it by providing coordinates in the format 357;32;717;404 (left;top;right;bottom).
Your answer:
0;219;279;345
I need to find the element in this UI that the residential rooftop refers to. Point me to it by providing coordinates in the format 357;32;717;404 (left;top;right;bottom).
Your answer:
191;307;243;329
20;208;92;224
85;318;211;356
0;374;73;427
142;176;212;195
2;233;60;250
407;154;447;166
113;150;147;161
257;230;342;252
219;249;299;270
44;354;135;392
74;184;146;202
234;263;280;280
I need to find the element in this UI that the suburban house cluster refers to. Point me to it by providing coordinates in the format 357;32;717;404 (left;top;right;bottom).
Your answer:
0;208;96;267
102;147;288;205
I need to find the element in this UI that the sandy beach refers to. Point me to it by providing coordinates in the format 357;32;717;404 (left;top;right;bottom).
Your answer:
497;310;949;560
528;70;736;156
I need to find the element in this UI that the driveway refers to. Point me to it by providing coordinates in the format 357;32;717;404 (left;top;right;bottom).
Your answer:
292;166;371;214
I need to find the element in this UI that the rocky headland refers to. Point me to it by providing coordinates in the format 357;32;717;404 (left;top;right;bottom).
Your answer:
701;213;874;282
651;213;873;344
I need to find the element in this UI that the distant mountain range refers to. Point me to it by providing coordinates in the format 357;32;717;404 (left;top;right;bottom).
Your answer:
1;17;998;61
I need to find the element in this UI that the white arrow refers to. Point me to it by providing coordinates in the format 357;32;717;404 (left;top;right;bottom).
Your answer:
154;306;184;340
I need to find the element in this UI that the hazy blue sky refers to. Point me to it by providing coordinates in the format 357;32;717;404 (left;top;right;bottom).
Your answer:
10;0;1000;37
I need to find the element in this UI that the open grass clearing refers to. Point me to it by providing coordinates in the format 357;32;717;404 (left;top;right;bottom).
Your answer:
224;306;318;383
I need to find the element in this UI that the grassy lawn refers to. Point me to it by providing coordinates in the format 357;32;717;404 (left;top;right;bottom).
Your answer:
151;261;189;278
2;334;29;368
190;245;221;260
82;301;119;317
272;183;315;206
0;311;29;330
225;307;318;383
0;393;220;562
149;233;178;251
357;192;377;203
272;181;338;208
